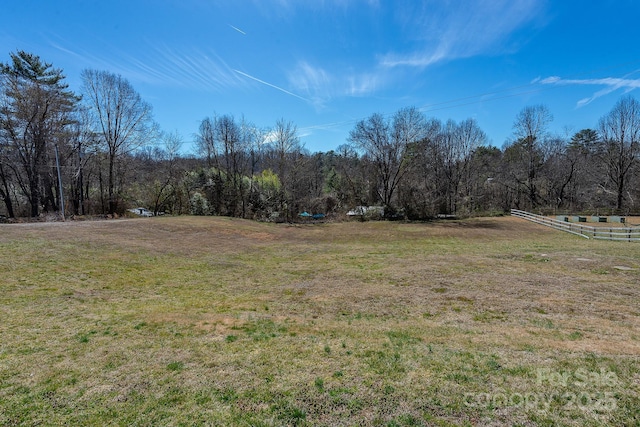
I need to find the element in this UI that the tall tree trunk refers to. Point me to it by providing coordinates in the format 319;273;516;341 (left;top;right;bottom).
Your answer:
0;163;15;218
617;174;624;211
108;150;116;215
98;166;106;214
42;173;57;212
29;171;40;217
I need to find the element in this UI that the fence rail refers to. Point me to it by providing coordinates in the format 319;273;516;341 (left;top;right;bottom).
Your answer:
510;209;640;242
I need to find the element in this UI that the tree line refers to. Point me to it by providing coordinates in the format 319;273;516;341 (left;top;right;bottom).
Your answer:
1;50;639;220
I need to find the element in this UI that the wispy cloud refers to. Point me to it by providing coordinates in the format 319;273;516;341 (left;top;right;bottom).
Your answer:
298;119;356;137
538;74;640;106
287;61;333;107
289;62;331;96
346;72;382;96
50;36;317;105
128;45;243;91
48;39;117;73
380;0;545;68
287;61;384;108
49;38;244;92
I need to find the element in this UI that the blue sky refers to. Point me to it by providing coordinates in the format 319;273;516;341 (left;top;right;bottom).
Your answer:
3;0;640;153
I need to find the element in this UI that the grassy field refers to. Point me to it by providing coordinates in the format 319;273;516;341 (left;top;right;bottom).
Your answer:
0;215;638;426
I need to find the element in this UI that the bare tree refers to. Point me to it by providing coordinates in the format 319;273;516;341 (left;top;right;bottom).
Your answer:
543;135;576;209
467;146;505;213
270;118;301;179
507;104;553;208
565;129;602;210
456;119;488;211
0;145;17;217
349;107;427;211
324;144;369;211
65;106;97;216
81;69;154;214
436;118;488;213
598;96;640;211
265;118;301;220
148;131;183;215
196;114;258;216
398;117;442;218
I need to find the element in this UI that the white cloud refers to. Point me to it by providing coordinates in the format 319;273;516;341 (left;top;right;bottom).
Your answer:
288;61;332;104
380;0;545;68
287;61;348;109
539;75;640;106
539;76;561;84
346;73;381;96
287;61;384;109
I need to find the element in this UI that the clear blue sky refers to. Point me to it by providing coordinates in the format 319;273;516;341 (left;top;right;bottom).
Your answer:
3;1;640;154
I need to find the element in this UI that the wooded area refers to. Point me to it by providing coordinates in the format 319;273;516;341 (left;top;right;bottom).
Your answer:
2;50;639;220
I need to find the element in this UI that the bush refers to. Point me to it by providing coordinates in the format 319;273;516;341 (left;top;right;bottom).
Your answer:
189;192;210;216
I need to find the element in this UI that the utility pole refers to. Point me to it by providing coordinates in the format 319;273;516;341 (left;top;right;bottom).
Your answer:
54;144;65;221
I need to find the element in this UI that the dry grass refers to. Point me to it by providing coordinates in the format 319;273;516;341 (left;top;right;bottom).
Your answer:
0;215;639;426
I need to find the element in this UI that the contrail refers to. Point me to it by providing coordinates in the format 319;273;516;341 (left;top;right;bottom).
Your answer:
233;69;309;102
228;24;246;35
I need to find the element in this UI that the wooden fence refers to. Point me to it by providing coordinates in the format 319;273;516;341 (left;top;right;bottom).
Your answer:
510;209;640;242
